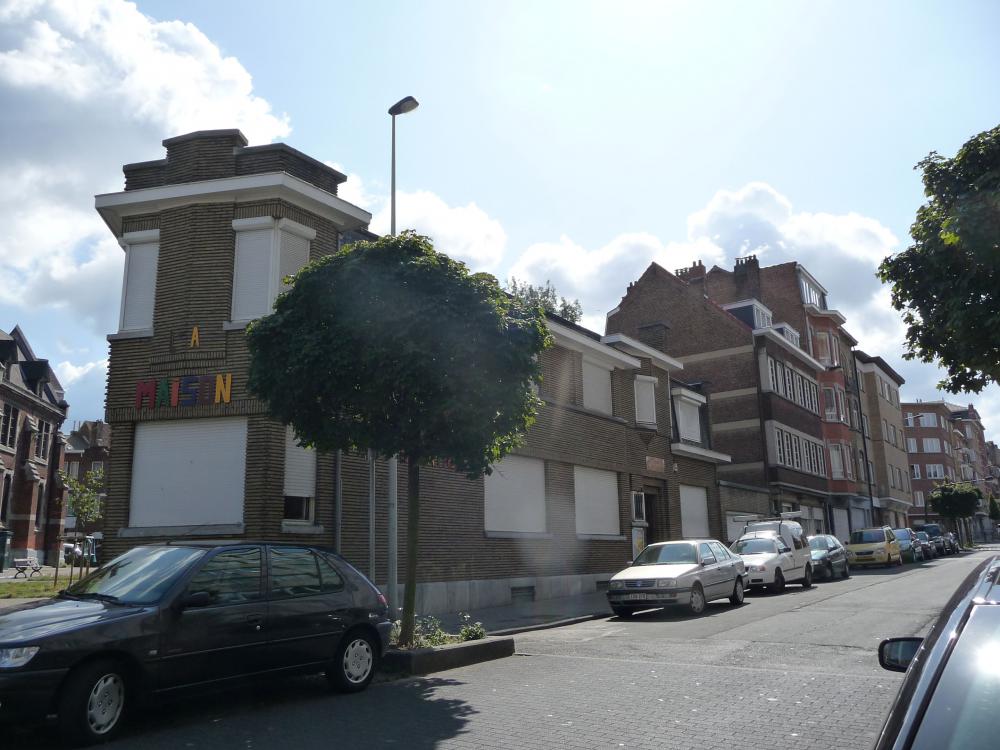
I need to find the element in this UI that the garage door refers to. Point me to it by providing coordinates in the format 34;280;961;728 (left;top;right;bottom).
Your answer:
130;418;248;527
832;508;850;541
850;507;869;533
680;485;710;539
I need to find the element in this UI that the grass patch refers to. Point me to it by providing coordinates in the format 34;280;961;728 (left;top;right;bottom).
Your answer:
0;577;61;599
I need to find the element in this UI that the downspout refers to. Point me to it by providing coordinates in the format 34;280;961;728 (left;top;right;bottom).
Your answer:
334;449;343;554
852;353;876;525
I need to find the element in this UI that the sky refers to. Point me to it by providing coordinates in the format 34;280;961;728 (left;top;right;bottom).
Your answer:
1;0;999;435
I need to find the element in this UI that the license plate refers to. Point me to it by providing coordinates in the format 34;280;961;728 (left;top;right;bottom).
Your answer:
623;593;648;601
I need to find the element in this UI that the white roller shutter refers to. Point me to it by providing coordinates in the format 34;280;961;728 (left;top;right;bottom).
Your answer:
283;427;316;497
574;466;620;535
232;229;273;321
582;360;613;415
680;485;710;538
833;507;850;541
129;418;247;527
634;376;657;426
121;243;158;331
484;455;546;533
279;229;310;290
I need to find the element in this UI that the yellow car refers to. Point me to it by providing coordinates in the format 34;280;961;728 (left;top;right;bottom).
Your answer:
846;527;902;567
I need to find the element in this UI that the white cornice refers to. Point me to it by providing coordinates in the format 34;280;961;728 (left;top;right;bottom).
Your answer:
600;333;683;372
96;172;371;237
753;327;826;371
549;321;640;369
804;303;847;326
671;442;732;464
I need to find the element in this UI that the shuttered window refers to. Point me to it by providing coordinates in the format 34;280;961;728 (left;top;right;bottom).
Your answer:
232;229;273;321
279;229;310;290
680;485;710;538
574;466;620;536
121;242;158;331
283;426;316;522
582;360;613;415
484;455;546;533
634;376;657;426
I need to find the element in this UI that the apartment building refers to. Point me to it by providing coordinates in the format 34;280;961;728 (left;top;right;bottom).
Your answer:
94;130;728;614
675;256;873;537
63;420;111;538
903;401;960;526
606;261;827;540
855;351;911;528
0;326;69;566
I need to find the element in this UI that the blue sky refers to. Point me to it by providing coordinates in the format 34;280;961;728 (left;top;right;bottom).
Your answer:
1;0;998;430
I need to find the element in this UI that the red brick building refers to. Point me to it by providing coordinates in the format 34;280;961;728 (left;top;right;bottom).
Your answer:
0;326;69;566
63;420;111;539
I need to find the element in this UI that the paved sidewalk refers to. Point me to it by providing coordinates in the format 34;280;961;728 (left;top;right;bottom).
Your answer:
434;590;611;635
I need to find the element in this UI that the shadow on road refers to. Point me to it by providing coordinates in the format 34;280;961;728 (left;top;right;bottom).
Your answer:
20;673;477;749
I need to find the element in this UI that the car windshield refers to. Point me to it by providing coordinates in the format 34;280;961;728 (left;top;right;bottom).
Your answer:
732;538;777;554
633;543;698;565
924;524;943;537
850;530;886;544
894;529;912;540
65;546;206;605
808;537;829;550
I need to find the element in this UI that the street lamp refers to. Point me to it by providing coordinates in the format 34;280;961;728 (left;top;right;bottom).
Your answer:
386;95;418;619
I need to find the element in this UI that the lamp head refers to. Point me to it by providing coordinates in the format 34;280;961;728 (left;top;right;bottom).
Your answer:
388;96;419;116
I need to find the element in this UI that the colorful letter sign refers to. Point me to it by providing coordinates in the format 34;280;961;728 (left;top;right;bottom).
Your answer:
135;373;233;409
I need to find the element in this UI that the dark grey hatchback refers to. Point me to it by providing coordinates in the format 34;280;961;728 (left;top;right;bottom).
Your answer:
0;542;392;745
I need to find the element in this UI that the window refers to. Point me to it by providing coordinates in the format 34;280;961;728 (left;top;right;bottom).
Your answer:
914;491;924;507
947;466;955;480
890;424;898;446
186;547;263;605
808;383;819;413
823;388;837;421
631;491;646;523
830;336;841;366
674;395;703;443
923;438;941;453
775;428;787;464
119;234;159;332
907;437;918;452
680;485;710;538
34;482;46;531
911;464;921;479
944;442;952;455
574;466;620;536
905;412;914;427
965;425;973;439
794;373;805;406
66;461;80;479
800;276;824;307
485;455;546;533
835;389;847;423
231;217;315;323
926;464;945;479
920;412;936;428
939;415;946;429
867;460;875;483
783;367;794;398
814;332;831;364
90;461;104;476
283;427;316;523
0;404;17;449
862;414;870;437
830;445;844;478
753;306;773;329
634;376;657;427
768;358;782;395
34;420;51;460
269;547;322;599
582;360;613;415
317;554;345;592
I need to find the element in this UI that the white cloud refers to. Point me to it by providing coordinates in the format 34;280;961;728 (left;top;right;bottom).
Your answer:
55;358;107;386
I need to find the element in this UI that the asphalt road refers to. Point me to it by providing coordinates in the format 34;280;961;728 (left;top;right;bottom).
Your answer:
13;551;991;750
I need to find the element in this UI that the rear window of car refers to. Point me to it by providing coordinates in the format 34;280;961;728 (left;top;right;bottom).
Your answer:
910;606;1000;750
808;537;829;550
850;530;886;544
894;529;912;540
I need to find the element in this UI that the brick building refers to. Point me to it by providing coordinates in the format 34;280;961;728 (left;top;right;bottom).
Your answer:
94;130;729;614
606;261;828;541
63;420;111;538
854;351;911;528
903;401;961;527
0;326;69;566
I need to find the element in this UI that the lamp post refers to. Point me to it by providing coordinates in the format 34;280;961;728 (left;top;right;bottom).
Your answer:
386;95;418;619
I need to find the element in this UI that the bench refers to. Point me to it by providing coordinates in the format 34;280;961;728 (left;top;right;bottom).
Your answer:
12;557;43;579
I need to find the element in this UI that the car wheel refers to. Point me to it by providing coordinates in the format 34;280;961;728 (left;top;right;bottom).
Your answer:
688;582;706;615
57;658;129;745
612;606;635;618
327;630;378;693
729;577;745;606
802;565;813;588
769;569;785;594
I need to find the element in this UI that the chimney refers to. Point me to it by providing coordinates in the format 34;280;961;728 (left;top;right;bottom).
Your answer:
675;260;705;281
162;129;249;185
636;322;670;352
733;255;761;297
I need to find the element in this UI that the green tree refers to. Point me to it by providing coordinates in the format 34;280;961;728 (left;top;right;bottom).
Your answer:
878;124;1000;393
246;231;550;645
506;278;583;323
61;467;105;533
929;481;982;542
989;496;1000;523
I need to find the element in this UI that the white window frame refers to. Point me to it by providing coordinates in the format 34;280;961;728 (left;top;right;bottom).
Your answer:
829;444;844;479
926;464;945;479
634;375;657;427
907;437;917;452
914;491;924;507
922;437;941;453
283;426;317;525
911;464;921;479
117;229;160;334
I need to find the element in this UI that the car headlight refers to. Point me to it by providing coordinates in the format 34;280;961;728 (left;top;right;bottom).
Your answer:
749;565;766;572
655;579;676;588
610;580;624;590
0;646;40;669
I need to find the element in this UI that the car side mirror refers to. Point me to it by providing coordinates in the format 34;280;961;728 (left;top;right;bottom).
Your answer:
879;637;922;672
701;557;716;566
625;560;633;567
180;590;213;609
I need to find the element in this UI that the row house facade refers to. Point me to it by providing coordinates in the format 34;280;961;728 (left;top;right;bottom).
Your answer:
63;420;111;539
606;261;829;541
0;326;69;566
94;129;729;615
669;256;875;536
903;401;963;526
855;351;911;528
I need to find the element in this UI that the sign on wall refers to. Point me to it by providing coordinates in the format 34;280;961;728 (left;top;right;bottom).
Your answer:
135;373;233;409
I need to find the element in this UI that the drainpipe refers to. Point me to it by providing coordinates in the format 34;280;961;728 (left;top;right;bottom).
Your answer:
334;449;343;554
852;353;876;526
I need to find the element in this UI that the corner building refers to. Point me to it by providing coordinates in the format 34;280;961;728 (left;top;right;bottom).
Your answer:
97;130;728;614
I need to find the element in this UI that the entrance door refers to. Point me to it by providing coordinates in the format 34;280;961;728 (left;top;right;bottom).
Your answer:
680;485;710;539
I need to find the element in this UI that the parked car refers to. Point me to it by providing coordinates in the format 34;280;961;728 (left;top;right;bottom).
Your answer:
0;542;392;745
846;527;902;567
807;534;850;579
943;532;961;554
892;528;923;563
915;530;936;558
731;536;792;592
732;517;814;590
915;523;948;556
607;539;747;617
874;556;1000;749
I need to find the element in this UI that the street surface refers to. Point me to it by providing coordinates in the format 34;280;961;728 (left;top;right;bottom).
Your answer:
15;551;990;750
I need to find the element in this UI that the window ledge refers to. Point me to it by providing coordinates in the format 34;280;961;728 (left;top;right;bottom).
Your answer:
223;320;256;331
577;534;627;541
108;328;153;341
484;530;553;539
281;521;325;534
118;523;244;538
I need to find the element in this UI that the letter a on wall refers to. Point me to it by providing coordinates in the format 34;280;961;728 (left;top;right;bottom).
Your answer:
190;326;200;348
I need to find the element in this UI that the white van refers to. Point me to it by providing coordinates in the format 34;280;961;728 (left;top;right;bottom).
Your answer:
731;517;814;592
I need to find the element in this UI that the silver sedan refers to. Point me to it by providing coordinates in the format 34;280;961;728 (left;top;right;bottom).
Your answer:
606;539;748;617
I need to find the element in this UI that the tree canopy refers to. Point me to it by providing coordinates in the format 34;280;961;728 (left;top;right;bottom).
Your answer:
61;466;105;531
506;278;583;323
878;124;1000;393
989;496;1000;523
929;481;982;523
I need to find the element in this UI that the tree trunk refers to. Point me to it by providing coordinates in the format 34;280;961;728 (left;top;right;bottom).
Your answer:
398;460;421;647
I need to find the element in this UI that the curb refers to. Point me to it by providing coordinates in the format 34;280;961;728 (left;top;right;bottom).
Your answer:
488;612;608;637
381;635;515;676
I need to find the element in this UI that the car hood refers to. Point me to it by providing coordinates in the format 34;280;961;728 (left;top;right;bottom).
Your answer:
612;563;699;580
0;597;146;643
736;552;778;564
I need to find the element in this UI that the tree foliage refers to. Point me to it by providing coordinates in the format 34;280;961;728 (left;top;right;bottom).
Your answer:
506;278;583;323
878;124;1000;393
929;481;982;524
61;467;105;528
246;231;551;644
989;496;1000;522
